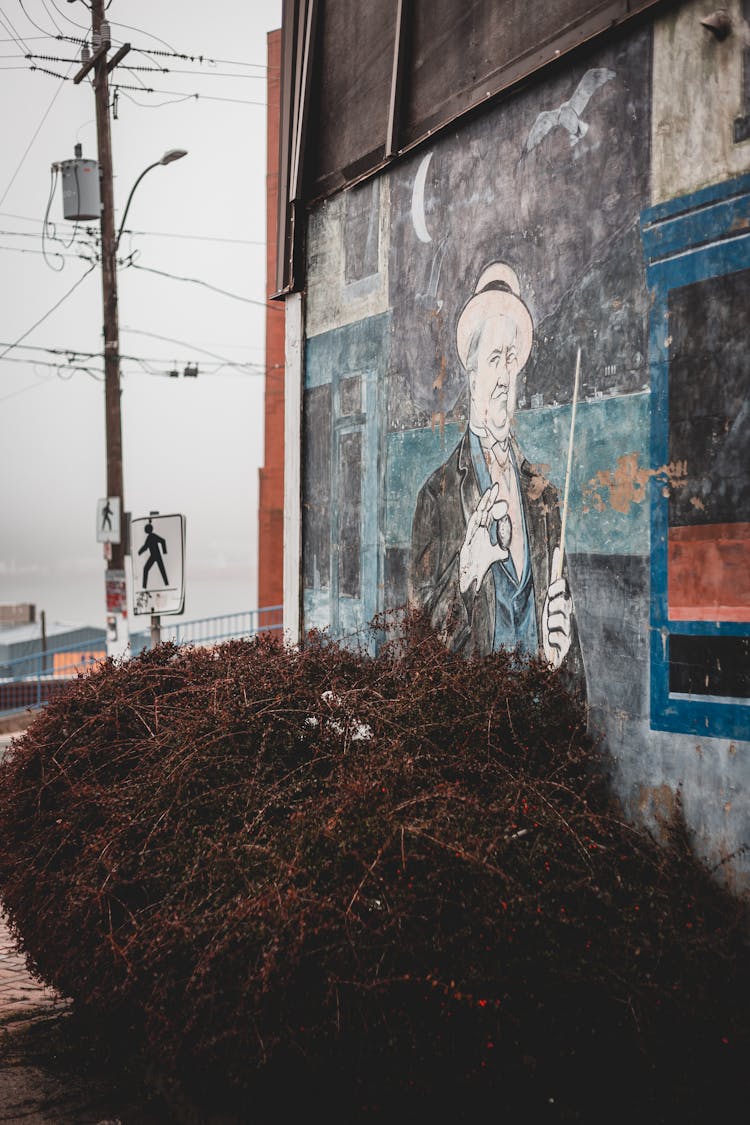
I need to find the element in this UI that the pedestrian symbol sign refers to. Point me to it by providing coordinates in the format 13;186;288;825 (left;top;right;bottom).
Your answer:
131;513;186;616
96;497;121;544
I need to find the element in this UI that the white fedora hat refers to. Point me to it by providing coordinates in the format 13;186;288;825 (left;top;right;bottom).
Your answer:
456;262;533;372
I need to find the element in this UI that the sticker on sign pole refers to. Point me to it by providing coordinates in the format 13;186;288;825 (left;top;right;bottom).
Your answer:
131;513;186;616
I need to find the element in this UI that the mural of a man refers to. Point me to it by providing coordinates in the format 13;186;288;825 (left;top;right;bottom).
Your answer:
409;262;585;689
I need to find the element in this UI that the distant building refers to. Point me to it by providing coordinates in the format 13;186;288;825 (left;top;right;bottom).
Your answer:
0;620;106;680
0;603;36;628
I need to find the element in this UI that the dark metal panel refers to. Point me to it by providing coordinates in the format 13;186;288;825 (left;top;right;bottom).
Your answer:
403;0;627;145
275;0;301;295
274;0;320;295
309;0;398;192
386;0;412;159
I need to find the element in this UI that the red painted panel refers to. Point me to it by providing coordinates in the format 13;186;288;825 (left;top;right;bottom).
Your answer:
668;523;750;622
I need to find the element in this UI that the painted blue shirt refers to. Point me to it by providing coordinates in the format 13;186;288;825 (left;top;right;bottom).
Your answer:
469;429;539;656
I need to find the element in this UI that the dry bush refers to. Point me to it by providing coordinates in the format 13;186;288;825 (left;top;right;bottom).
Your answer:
0;617;747;1122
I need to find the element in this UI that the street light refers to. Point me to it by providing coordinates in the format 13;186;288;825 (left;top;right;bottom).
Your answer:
115;149;188;251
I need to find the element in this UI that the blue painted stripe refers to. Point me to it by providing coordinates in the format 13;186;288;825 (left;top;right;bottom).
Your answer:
646;232;750;289
651;697;750;740
648;288;669;641
666;622;750;638
642;170;750;226
642;195;750;263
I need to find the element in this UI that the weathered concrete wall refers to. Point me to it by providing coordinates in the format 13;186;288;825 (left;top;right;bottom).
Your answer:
299;4;750;893
652;0;750;203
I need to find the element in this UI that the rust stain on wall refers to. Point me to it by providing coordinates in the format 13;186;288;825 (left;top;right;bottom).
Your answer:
583;453;687;513
431;410;446;437
432;351;447;395
526;462;553;503
636;783;677;842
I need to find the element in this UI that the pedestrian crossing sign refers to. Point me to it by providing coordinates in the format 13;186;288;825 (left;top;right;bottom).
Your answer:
96;496;121;544
131;513;186;616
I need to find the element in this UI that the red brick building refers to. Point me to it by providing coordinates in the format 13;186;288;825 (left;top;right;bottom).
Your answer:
257;29;284;615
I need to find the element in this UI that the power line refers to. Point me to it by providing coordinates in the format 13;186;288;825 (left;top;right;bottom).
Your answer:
0;211;262;246
119;227;263;247
0;339;266;371
24;31;275;71
24;63;268;105
28;62;70;77
44;0;82;33
0;263;96;361
110;82;265;107
124;261;281;309
0;242;93;259
46;0;89;32
127;46;273;71
17;0;56;38
0;5;32;53
120;325;262;369
0;352;102;376
0;226;94;245
24;53;266;79
0;353;267;379
121;64;266;80
0;59;73;206
107;18;177;53
0;379;50;403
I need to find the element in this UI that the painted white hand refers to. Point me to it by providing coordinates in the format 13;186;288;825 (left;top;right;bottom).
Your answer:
542;546;572;668
458;483;509;595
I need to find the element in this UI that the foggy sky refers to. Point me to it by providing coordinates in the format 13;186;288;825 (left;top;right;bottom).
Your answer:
0;0;281;626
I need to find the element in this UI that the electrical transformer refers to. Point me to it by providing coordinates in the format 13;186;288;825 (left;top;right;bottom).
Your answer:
60;154;100;221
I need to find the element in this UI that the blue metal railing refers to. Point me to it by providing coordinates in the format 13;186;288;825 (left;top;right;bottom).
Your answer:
129;605;283;652
0;606;283;717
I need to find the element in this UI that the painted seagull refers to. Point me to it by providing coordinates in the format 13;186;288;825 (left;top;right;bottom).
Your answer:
522;67;616;155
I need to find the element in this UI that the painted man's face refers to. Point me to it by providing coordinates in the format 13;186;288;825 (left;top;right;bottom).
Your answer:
469;314;521;448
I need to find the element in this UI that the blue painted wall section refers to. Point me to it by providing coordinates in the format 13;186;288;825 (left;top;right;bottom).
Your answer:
642;172;750;740
386;395;651;557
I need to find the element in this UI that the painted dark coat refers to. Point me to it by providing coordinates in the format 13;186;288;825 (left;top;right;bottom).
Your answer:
409;429;586;696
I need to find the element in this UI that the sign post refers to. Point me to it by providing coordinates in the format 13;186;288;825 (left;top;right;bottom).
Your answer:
131;513;186;643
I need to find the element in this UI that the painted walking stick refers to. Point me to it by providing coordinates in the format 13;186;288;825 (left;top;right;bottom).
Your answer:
554;346;581;583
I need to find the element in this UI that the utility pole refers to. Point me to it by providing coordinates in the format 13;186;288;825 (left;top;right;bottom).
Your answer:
75;0;131;658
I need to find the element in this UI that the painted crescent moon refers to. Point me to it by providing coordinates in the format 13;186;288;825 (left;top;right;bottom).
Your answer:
411;151;433;243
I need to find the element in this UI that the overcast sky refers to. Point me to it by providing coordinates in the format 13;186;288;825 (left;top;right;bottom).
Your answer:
0;0;282;629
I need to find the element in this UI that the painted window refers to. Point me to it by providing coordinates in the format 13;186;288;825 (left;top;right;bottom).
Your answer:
303;316;388;642
642;173;750;738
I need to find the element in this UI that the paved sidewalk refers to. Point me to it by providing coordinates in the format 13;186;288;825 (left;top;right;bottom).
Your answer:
0;912;174;1123
0;730;174;1123
0;913;70;1032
